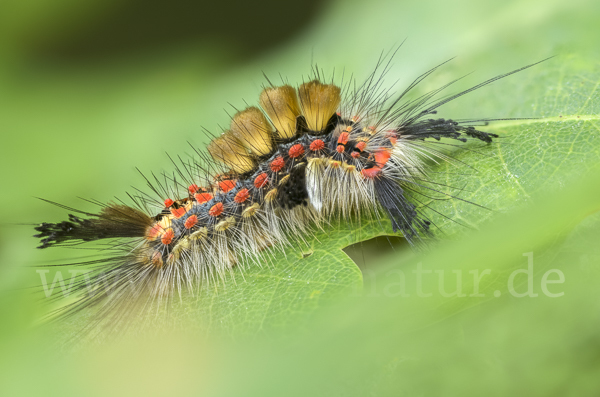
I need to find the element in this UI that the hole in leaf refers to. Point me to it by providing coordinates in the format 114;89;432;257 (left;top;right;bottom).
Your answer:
343;235;412;271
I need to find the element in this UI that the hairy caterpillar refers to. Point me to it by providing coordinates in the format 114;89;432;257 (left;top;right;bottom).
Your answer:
33;53;542;326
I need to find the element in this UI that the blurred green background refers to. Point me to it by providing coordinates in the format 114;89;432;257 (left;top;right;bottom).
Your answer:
1;0;600;395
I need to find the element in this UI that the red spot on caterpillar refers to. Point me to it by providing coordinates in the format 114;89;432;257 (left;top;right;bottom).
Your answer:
147;224;162;240
309;139;325;151
164;198;174;208
161;228;174;245
386;131;398;145
170;207;187;219
337;131;350;145
351;151;361;158
374;149;391;167
209;202;224;217
361;167;381;179
234;188;250;203
336;145;345;153
288;144;305;158
188;184;199;194
254;172;268;188
218;180;236;193
184;215;198;229
270;156;285;172
355;141;367;152
195;192;213;204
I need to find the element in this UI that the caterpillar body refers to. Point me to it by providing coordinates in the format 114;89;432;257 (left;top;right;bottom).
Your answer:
33;56;540;324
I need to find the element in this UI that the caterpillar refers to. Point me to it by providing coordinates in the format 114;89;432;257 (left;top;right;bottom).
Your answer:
33;53;542;327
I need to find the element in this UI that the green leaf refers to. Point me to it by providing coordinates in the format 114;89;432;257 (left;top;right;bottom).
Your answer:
177;222;369;336
419;63;600;234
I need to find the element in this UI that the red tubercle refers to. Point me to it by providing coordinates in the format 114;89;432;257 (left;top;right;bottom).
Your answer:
386;131;398;145
351;151;361;159
374;148;391;167
164;198;174;208
270;156;285;172
209;202;224;217
161;228;175;245
234;188;250;203
188;184;199;194
184;215;198;229
218;179;236;193
337;131;350;145
170;207;187;219
361;167;381;179
195;192;213;204
336;145;345;153
147;224;163;240
355;141;367;152
309;139;325;151
288;144;305;159
254;172;269;189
